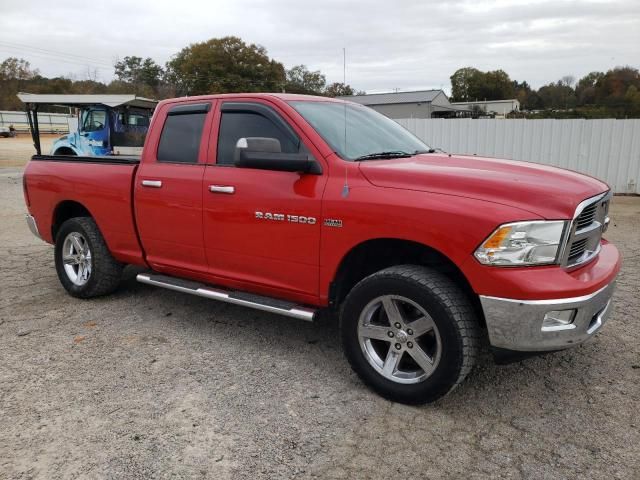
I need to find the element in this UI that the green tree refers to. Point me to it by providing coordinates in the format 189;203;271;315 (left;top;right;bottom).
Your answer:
624;85;640;116
114;56;163;89
594;66;640;114
0;57;40;110
165;36;285;95
285;65;326;94
106;80;133;94
576;71;604;105
450;67;514;101
524;90;544;110
512;80;543;110
449;67;483;101
72;79;108;94
478;70;515;101
325;82;355;97
0;57;38;81
537;80;577;110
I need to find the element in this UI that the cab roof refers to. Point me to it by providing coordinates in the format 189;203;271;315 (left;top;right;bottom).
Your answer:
156;92;348;107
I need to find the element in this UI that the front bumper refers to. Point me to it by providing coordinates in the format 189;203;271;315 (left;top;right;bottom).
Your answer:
480;280;616;352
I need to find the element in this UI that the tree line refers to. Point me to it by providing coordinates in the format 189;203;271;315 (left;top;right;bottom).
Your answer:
0;36;358;112
1;35;639;118
450;66;640;118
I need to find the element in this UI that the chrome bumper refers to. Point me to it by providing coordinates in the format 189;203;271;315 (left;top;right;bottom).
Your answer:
480;281;616;352
25;214;42;240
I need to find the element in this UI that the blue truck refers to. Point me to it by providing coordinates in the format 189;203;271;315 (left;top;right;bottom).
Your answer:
18;93;157;156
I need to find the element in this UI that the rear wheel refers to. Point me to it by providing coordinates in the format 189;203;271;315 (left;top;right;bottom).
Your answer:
341;265;480;404
54;217;123;298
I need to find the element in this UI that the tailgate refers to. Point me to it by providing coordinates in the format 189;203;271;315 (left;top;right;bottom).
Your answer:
24;155;144;264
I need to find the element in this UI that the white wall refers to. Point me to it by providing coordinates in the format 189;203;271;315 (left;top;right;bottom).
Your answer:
396;118;640;194
0;110;72;133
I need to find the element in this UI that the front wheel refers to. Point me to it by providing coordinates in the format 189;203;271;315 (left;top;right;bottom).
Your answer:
54;217;123;298
341;265;481;404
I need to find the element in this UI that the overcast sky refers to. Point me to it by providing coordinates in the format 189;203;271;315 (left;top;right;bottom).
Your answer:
1;0;638;93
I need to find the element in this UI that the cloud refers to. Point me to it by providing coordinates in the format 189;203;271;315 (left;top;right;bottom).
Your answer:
0;0;638;92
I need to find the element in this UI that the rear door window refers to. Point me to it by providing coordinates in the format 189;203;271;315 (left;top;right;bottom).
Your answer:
157;110;207;164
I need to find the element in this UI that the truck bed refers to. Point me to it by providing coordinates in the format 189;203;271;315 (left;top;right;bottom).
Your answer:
24;154;145;265
32;154;140;165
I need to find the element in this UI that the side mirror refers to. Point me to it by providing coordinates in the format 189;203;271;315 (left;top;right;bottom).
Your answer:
234;137;321;174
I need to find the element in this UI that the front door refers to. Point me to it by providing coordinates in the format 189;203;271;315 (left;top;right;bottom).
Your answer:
78;107;110;156
134;101;214;274
202;101;327;300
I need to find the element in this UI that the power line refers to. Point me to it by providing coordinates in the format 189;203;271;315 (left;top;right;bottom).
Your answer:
0;47;113;72
0;40;114;66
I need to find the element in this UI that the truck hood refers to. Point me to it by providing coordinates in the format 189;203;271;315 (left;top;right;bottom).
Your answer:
358;153;609;219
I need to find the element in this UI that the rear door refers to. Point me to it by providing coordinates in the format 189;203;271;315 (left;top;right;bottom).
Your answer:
134;101;215;273
202;100;327;300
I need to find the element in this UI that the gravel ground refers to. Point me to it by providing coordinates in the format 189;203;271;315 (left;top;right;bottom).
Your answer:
0;135;56;167
1;166;639;479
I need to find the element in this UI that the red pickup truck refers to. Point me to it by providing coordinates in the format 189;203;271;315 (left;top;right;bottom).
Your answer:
23;94;621;404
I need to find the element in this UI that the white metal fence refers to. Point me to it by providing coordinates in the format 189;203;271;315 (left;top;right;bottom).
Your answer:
0;110;72;134
396;118;640;194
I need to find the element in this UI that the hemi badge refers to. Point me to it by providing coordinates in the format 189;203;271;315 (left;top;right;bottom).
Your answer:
324;219;343;228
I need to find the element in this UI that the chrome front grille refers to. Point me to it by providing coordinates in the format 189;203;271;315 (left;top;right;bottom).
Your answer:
561;191;611;269
575;203;598;230
567;238;588;263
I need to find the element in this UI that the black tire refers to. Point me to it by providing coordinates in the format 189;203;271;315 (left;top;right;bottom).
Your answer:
54;217;123;298
340;265;481;404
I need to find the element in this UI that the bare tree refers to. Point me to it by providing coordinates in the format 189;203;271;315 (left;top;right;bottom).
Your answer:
560;75;575;87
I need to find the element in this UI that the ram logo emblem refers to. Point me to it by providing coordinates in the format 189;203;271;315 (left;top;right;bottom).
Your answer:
255;212;316;225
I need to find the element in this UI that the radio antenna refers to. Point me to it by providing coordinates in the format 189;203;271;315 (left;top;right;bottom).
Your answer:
342;47;350;198
343;47;347;152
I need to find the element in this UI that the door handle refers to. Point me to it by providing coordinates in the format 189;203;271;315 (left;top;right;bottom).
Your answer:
141;180;162;188
209;185;235;194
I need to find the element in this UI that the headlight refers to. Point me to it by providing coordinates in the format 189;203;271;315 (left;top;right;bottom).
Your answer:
474;220;566;266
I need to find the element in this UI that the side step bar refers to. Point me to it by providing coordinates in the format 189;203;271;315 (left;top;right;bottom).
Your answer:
136;273;316;322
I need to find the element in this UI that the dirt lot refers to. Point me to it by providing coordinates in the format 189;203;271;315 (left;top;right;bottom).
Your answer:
0;135;57;167
1;164;639;479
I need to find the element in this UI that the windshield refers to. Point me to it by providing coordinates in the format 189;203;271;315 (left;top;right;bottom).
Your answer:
289;101;430;160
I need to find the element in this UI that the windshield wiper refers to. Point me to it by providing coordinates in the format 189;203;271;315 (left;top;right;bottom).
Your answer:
355;151;413;161
426;147;448;154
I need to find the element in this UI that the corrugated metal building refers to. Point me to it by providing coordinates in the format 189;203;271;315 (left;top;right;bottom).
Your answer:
339;90;468;119
451;99;520;116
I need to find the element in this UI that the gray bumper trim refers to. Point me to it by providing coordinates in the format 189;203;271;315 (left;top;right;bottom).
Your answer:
25;214;42;240
480;281;616;352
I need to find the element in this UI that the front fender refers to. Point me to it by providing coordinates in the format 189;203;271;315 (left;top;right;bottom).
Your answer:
318;175;544;303
51;136;79;155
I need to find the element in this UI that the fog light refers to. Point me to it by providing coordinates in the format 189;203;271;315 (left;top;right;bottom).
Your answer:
542;309;576;331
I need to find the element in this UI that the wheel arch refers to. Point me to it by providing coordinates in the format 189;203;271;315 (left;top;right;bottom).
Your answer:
52;146;78;156
329;238;484;326
51;200;94;242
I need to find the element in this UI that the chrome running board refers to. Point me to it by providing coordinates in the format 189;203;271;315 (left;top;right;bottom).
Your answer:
136;273;316;322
